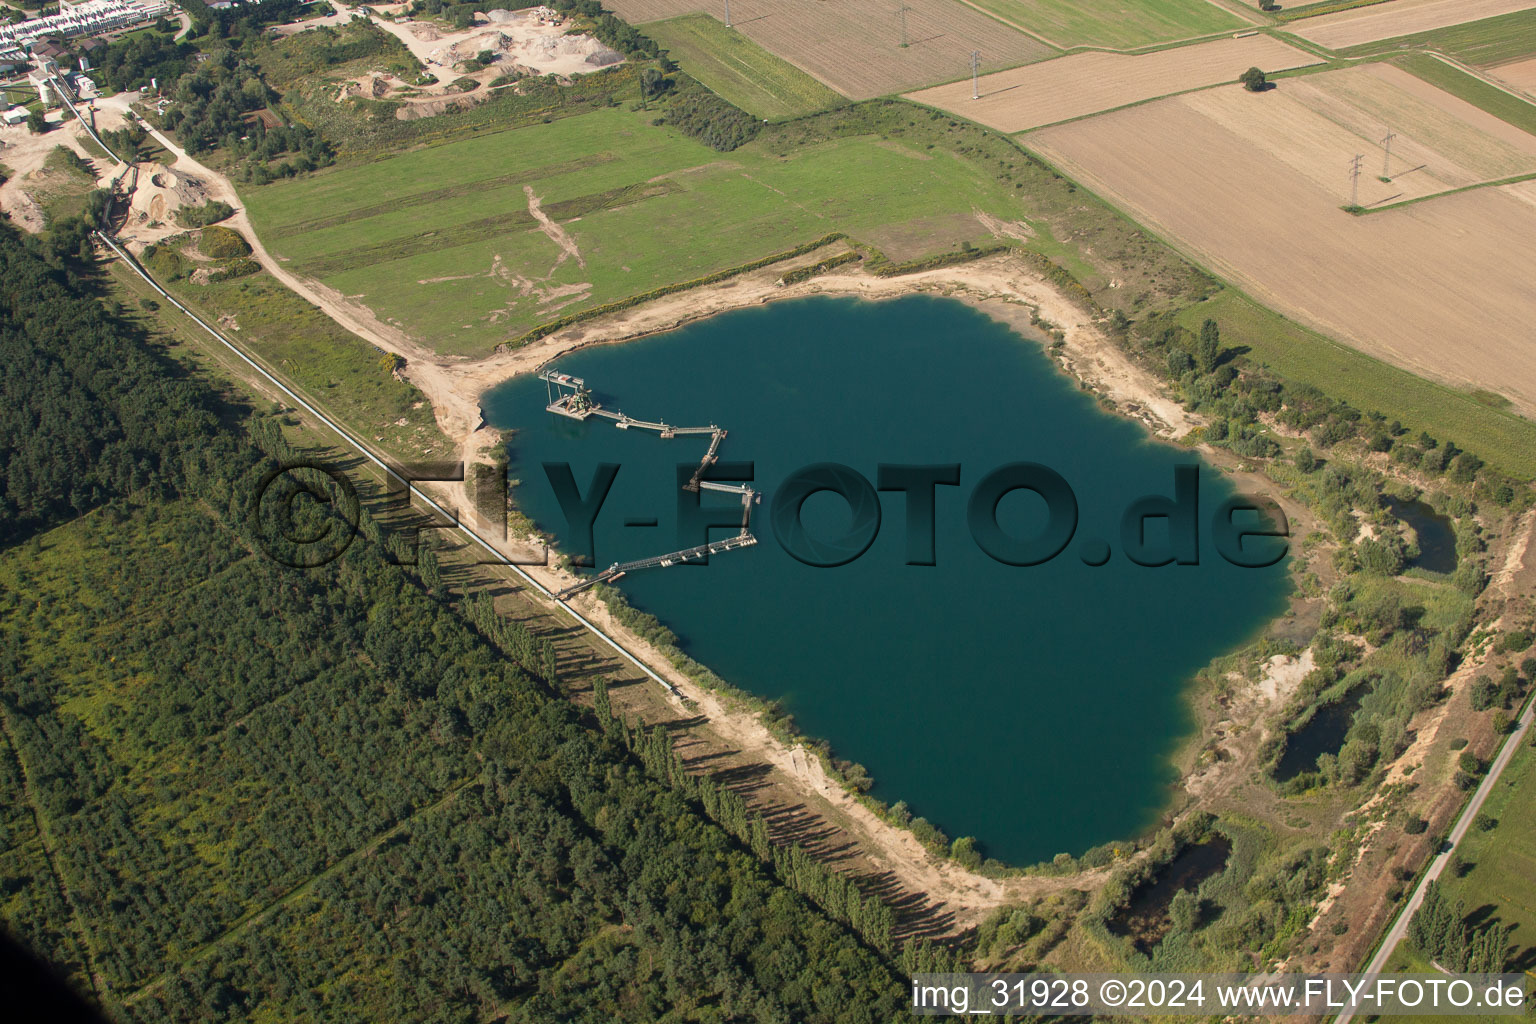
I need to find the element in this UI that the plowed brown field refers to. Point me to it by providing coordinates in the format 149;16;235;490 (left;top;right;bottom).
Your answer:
603;0;1054;98
906;35;1321;132
1030;75;1536;414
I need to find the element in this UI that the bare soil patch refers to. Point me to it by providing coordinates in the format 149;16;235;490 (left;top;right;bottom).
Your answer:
1489;54;1536;97
370;8;622;79
906;35;1321;133
0;120;107;232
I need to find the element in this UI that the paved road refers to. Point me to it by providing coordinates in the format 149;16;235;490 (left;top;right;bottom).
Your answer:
1335;694;1535;1024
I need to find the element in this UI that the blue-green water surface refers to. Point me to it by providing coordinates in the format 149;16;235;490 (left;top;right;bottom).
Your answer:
482;295;1288;865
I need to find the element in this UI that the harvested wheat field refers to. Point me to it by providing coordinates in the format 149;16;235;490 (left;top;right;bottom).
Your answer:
1030;82;1536;414
1490;56;1536;97
1258;63;1536;188
602;0;1054;98
1291;0;1536;50
906;35;1320;132
1175;63;1536;204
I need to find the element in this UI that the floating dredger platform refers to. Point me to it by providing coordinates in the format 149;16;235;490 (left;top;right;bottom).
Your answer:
540;369;758;599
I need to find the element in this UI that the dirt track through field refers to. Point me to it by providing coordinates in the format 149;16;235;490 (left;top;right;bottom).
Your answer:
906;35;1321;132
1290;0;1536;50
603;0;1055;98
1031;85;1536;415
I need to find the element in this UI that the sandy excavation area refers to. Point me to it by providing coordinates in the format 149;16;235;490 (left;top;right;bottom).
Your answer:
1290;0;1536;50
1030;76;1536;415
369;6;622;79
0;123;93;233
0;99;231;247
907;35;1321;133
601;0;1054;98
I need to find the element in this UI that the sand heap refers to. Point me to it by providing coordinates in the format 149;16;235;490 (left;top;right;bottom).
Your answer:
429;29;513;65
421;10;621;73
335;73;399;101
524;32;621;67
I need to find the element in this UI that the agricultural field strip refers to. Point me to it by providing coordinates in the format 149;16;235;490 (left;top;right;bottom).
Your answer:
953;0;1256;51
1029;85;1536;417
1351;169;1536;215
251;119;708;265
905;35;1322;134
1307;63;1536;183
1392;54;1536;144
601;0;1055;98
1292;0;1536;50
1337;6;1536;63
1172;80;1457;204
642;14;843;118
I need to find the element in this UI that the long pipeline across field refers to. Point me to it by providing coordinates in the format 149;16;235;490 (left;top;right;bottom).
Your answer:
95;230;684;699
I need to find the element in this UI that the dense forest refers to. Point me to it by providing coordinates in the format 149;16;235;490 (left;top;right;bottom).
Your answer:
95;30;197;94
157;45;332;170
0;219;220;545
0;224;910;1021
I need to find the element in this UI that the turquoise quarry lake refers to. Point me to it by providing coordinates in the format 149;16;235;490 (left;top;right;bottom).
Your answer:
482;295;1289;865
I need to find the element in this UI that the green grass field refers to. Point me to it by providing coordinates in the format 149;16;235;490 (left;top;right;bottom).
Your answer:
1177;291;1536;479
644;15;845;119
969;0;1249;49
1394;53;1536;139
1341;7;1536;63
118;240;450;462
243;105;1028;356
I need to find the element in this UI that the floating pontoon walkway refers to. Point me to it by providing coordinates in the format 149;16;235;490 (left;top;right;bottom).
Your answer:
541;369;759;599
554;533;758;599
541;370;726;489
